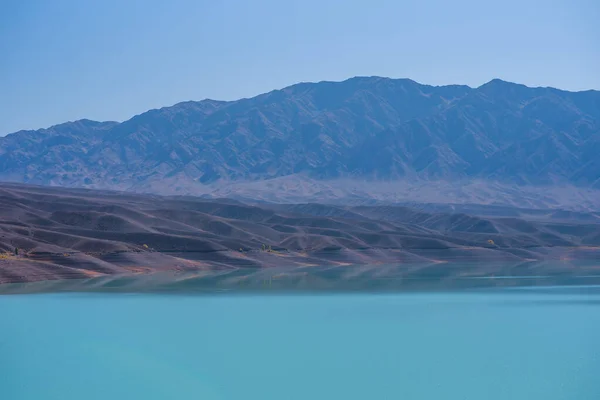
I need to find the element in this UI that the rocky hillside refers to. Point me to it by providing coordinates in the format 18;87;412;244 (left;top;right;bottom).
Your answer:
1;77;599;194
1;183;599;284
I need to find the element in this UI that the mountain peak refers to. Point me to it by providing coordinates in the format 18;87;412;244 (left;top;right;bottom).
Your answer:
477;79;535;99
478;78;526;89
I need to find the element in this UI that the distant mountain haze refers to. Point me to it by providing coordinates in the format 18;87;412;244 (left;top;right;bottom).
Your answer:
1;77;599;207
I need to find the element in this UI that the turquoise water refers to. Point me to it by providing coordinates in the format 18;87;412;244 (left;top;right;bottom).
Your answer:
2;289;599;399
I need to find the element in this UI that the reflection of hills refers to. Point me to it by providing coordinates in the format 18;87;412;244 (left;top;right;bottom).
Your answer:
1;183;599;284
3;264;600;295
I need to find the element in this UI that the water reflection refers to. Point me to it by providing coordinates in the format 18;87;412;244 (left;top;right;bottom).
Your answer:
2;261;600;295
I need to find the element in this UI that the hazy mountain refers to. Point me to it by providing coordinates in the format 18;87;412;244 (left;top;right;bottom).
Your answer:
1;77;599;202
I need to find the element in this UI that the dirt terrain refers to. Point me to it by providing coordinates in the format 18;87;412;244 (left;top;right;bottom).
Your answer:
1;183;599;284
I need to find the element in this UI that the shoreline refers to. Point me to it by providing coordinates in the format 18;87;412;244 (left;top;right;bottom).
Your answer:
2;247;600;284
2;258;600;295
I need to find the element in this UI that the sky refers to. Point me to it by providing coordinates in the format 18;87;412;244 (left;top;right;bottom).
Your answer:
1;0;599;135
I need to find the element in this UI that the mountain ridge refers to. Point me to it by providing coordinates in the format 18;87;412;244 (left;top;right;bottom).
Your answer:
10;77;597;134
1;76;599;205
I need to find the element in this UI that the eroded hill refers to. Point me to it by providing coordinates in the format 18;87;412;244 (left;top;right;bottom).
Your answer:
1;183;599;284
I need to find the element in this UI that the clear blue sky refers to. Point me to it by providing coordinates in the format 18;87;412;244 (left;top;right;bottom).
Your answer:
1;0;598;135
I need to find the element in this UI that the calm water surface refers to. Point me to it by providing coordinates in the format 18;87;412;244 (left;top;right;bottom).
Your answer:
2;288;599;399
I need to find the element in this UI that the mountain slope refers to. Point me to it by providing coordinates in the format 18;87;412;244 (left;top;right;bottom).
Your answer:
1;77;599;198
1;183;599;284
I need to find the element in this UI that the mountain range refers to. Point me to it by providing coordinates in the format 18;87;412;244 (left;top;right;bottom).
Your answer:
1;77;599;208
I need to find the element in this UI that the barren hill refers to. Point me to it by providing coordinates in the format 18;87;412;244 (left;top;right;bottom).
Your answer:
1;183;599;284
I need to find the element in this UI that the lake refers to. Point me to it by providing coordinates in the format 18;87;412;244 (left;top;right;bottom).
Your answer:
2;285;599;399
